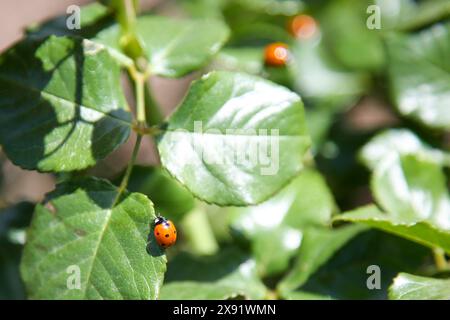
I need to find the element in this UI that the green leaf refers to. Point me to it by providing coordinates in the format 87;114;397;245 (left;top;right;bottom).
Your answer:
210;47;264;75
277;225;367;295
229;169;338;277
371;154;450;231
334;205;450;254
359;129;450;170
386;22;450;130
389;273;450;300
0;36;132;172
160;248;267;300
20;178;166;299
95;16;230;77
377;0;450;31
117;166;195;221
289;40;368;108
286;230;431;299
319;0;384;71
157;71;311;206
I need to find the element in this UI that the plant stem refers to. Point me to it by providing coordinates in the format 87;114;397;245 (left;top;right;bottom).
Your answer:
144;82;164;126
135;72;146;125
433;247;448;271
113;134;142;207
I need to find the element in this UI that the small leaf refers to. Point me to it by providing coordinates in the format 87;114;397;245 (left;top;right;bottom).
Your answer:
319;0;384;71
371;154;450;231
289;40;368;108
286;230;431;299
157;71;311;206
277;225;367;295
334;205;450;254
389;273;450;300
20;177;166;299
377;0;450;31
0;36;132;172
95;16;230;77
160;248;267;300
210;47;264;75
359;129;450;170
386;22;450;130
229;169;339;277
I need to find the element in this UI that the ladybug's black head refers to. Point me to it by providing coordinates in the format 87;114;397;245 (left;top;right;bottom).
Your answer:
154;216;167;226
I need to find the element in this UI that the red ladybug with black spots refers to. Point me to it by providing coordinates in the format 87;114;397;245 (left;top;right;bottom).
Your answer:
154;216;177;248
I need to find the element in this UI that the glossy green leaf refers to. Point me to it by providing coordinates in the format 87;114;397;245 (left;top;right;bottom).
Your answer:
287;230;431;299
0;36;132;172
160;248;267;300
334;205;450;254
371;154;450;231
20;178;166;299
359;129;450;170
117;166;195;221
157;71;311;206
95;16;230;77
277;225;367;295
229;169;338;276
386;22;450;130
389;273;450;300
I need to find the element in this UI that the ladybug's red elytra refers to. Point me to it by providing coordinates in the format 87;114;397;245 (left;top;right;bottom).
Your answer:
264;42;290;67
154;216;177;248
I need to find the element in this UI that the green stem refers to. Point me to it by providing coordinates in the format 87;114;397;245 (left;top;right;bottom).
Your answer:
113;134;142;207
433;247;448;271
116;0;143;61
144;81;164;126
135;73;146;125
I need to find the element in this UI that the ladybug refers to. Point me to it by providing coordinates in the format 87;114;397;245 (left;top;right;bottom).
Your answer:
264;42;290;67
288;14;318;40
154;216;177;248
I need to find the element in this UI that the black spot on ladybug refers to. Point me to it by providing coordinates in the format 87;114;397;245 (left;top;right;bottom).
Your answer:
165;234;169;238
174;231;176;234
157;233;160;235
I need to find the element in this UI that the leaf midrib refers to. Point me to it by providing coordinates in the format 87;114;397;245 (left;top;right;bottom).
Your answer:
82;207;113;299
